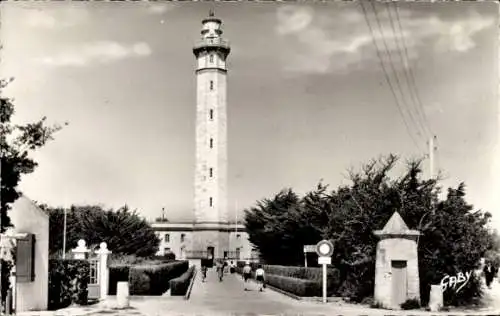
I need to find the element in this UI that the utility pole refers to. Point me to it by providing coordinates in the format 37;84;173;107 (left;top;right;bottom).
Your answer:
62;208;67;259
428;135;437;179
0;145;3;313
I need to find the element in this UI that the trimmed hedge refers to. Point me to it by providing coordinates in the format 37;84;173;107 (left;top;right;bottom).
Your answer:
169;266;196;296
108;265;130;295
235;262;340;297
48;259;90;310
128;260;189;295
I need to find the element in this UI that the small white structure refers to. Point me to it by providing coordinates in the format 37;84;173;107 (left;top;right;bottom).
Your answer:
7;195;49;312
72;240;111;301
95;242;111;301
428;284;443;311
116;282;130;308
373;211;421;309
71;239;90;260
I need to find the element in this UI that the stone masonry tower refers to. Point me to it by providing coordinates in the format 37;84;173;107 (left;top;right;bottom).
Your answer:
192;11;230;259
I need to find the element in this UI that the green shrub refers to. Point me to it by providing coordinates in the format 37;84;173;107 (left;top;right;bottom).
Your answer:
156;252;176;261
235;263;340;296
108;265;130;295
264;274;319;297
400;298;421;310
128;261;189;295
48;259;90;310
170;266;196;296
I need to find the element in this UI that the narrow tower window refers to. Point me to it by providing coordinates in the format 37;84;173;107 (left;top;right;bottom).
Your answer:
209;54;214;63
209;138;213;148
209;197;213;207
210;80;214;90
209;167;213;177
209;109;214;120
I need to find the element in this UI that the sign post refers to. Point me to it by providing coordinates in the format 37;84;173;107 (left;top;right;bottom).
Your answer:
315;240;334;303
303;245;316;268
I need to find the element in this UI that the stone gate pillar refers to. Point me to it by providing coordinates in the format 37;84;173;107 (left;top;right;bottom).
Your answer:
96;242;112;301
71;239;89;260
373;211;421;309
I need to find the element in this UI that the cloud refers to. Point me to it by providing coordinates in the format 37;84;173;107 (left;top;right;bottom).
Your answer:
35;41;152;67
147;4;173;15
24;7;88;29
275;5;495;74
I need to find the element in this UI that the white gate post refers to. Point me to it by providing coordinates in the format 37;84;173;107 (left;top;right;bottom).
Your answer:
71;239;89;260
96;242;112;301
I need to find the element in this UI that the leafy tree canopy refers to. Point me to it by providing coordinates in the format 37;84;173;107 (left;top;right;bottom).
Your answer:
1;77;66;231
41;203;160;258
244;154;497;306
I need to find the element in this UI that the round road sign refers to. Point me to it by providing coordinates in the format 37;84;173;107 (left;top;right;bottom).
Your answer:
315;240;334;257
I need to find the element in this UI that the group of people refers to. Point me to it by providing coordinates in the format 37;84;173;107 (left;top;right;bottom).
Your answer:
200;259;266;291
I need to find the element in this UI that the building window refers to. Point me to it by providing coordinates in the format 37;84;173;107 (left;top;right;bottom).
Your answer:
181;234;185;243
209;54;214;63
164;247;171;253
209;109;213;120
210;80;214;90
209;167;213;177
236;234;241;240
210;138;213;148
209;197;213;207
164;233;170;243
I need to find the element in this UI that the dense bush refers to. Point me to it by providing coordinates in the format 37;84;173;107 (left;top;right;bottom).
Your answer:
156;252;176;261
128;261;189;295
108;265;130;295
244;156;498;305
264;274;320;297
169;266;196;296
108;256;179;295
234;263;339;296
109;253;172;266
401;298;421;310
48;259;90;310
47;205;160;257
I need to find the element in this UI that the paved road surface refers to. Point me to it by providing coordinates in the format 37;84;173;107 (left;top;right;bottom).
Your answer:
40;269;500;316
130;269;379;316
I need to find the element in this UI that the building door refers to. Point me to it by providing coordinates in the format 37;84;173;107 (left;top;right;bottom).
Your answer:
391;260;407;307
207;246;214;259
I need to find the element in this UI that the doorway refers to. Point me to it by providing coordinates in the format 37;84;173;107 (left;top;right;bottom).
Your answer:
391;260;408;307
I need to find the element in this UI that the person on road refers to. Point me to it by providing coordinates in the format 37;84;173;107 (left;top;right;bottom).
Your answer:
216;259;224;282
229;260;236;274
255;264;266;292
484;261;495;288
242;262;252;291
201;261;208;282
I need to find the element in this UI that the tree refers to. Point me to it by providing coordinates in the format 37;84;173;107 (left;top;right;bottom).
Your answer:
1;76;65;305
244;154;497;306
46;204;160;257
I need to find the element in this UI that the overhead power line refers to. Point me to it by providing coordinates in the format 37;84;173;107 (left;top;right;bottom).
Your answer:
359;0;425;153
390;2;435;138
384;2;432;140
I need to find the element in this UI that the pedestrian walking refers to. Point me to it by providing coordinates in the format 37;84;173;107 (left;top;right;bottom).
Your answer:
255;264;266;292
201;261;208;282
229;260;236;274
216;259;224;282
242;261;252;291
484;261;495;288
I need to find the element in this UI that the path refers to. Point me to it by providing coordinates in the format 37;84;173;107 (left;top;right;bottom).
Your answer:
76;269;500;316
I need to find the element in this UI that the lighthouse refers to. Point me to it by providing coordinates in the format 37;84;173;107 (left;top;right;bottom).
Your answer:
192;10;231;259
151;12;256;264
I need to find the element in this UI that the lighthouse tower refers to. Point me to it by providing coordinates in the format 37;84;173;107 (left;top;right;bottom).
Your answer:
192;10;231;259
